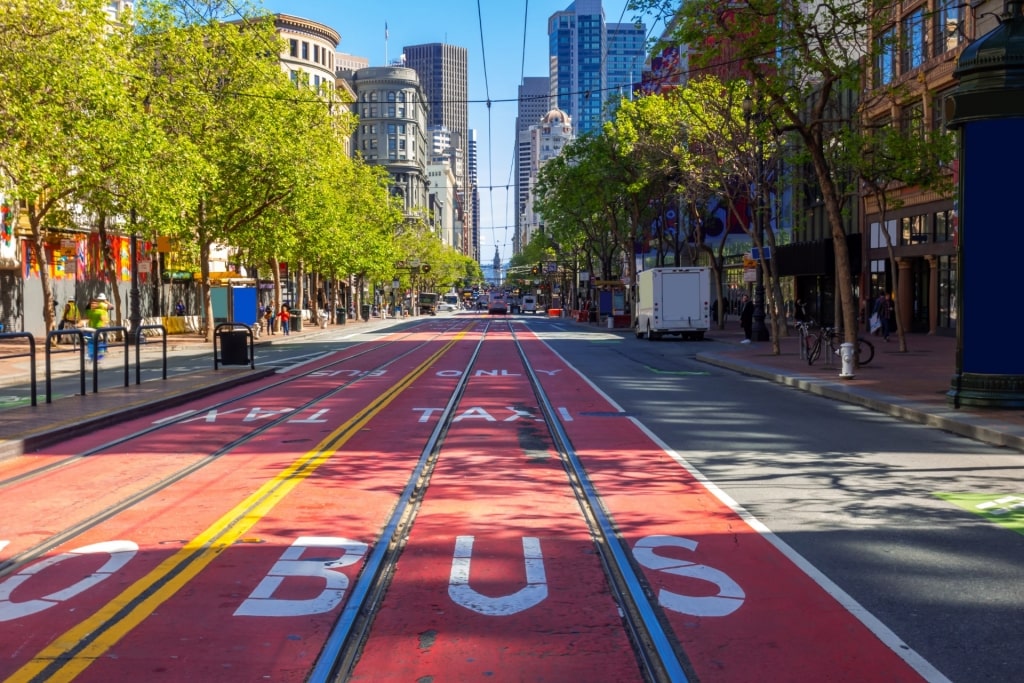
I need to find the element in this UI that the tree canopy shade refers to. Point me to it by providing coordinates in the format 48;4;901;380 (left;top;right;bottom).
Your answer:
632;0;883;343
0;0;139;331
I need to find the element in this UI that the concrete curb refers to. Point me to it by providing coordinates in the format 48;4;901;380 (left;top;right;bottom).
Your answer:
695;350;1024;452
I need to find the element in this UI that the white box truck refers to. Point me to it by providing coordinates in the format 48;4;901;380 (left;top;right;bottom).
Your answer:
634;266;711;340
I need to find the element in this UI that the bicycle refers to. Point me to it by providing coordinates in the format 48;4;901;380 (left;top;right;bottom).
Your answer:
803;323;874;366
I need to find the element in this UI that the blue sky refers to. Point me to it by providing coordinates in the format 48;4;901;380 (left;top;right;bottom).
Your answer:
257;1;665;266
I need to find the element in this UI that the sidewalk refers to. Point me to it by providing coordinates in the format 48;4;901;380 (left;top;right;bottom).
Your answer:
0;313;396;458
693;324;1024;451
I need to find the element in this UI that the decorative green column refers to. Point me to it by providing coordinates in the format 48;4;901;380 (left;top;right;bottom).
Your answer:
947;0;1024;408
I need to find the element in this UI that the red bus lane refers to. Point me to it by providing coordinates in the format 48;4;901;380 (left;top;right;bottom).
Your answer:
518;329;940;682
0;334;435;569
351;325;642;682
0;329;477;682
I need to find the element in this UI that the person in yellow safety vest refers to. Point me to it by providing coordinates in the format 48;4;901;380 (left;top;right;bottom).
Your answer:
84;293;110;360
59;300;79;330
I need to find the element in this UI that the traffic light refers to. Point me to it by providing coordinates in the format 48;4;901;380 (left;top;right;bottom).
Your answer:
422;264;431;274
531;266;539;275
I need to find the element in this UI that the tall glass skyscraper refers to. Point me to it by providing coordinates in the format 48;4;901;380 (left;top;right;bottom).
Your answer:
403;43;472;254
548;1;645;136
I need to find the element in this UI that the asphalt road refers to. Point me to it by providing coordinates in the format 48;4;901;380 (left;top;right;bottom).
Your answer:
5;313;1022;681
535;315;1024;683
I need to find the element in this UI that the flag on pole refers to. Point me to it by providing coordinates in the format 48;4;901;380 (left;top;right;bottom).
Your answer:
385;22;389;40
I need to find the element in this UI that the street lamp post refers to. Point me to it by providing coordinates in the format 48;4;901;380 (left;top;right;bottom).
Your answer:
742;95;770;342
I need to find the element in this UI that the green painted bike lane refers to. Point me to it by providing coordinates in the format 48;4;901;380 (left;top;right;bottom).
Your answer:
935;493;1024;535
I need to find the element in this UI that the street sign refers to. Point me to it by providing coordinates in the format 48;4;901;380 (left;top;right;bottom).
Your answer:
751;246;771;260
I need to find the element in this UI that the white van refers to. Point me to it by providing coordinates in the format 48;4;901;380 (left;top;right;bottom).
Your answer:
487;291;508;314
521;295;537;314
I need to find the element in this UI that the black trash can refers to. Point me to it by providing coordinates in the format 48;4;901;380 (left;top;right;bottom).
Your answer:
220;329;249;365
337;308;346;324
360;304;370;321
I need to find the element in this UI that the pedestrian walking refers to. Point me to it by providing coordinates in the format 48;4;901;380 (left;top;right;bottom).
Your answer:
795;298;810;323
739;295;754;343
174;299;185;316
279;304;291;335
264;305;275;335
872;292;892;341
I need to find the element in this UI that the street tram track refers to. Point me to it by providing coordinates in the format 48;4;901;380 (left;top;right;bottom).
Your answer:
0;314;969;683
0;321;464;494
0;319;474;581
309;318;690;683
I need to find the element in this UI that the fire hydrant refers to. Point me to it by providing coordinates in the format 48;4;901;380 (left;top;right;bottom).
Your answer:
839;342;856;379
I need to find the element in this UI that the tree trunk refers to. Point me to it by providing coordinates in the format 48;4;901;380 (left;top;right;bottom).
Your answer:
808;141;858;346
97;213;122;331
27;209;55;334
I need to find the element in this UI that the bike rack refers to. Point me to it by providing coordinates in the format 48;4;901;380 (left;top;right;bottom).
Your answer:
134;324;168;385
1;332;37;407
44;330;87;404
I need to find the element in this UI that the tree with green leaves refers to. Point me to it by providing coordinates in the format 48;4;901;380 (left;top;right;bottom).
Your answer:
634;0;881;345
132;0;346;338
602;92;689;279
0;0;137;332
847;107;954;351
534;134;633;304
671;76;789;348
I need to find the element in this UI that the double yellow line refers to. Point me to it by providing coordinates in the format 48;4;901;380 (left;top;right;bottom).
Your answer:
10;328;469;683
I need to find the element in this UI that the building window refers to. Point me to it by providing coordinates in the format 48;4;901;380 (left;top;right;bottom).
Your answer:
289;39;298;58
900;101;924;136
901;7;927;73
934;209;954;242
901;214;929;244
934;0;966;57
302;42;309;60
874;26;896;87
314;45;319;63
387;91;396;102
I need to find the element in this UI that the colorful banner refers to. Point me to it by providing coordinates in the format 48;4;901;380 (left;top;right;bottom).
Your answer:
22;233;153;283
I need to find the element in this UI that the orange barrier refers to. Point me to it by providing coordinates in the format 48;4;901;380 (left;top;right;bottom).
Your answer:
547;308;562;318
